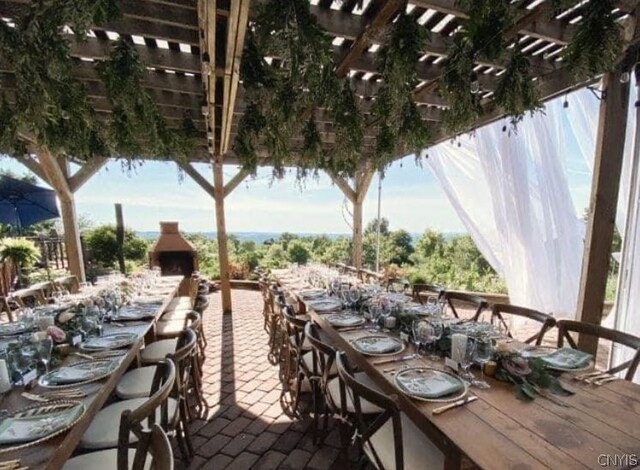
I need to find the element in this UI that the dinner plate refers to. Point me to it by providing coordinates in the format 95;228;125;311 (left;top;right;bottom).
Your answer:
111;307;157;321
0;401;85;451
325;313;365;327
0;322;32;337
307;299;343;313
38;359;120;388
351;335;405;356
539;347;594;372
80;332;138;351
298;289;327;300
394;368;468;403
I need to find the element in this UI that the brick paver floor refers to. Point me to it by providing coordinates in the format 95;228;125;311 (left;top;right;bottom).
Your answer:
177;289;348;470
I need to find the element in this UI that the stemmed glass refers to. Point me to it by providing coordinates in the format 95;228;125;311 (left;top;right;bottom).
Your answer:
413;320;443;360
473;337;493;389
459;339;476;381
35;338;53;374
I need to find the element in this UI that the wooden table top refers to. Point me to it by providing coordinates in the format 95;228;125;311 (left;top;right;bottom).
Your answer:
0;277;182;469
286;286;640;470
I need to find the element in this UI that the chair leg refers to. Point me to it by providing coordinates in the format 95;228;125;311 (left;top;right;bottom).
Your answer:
180;402;195;457
311;379;320;445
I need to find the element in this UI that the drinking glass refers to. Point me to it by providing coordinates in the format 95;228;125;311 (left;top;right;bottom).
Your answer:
35;338;53;374
473;337;493;389
459;339;476;381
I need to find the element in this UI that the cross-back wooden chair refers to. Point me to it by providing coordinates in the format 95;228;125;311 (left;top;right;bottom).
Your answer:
148;424;174;470
335;352;444;470
477;303;556;345
411;283;444;305
258;277;273;333
0;296;15;322
65;359;176;470
280;303;311;417
442;291;487;319
557;320;640;381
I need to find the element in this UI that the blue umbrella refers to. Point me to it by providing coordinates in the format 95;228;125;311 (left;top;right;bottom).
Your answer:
0;176;60;229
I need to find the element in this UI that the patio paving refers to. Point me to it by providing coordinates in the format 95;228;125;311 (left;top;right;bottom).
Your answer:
177;289;348;470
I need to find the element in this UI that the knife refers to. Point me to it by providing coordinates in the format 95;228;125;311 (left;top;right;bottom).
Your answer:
432;396;478;415
573;370;604;381
373;354;418;366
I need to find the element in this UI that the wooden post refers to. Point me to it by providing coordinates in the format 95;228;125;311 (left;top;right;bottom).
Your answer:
59;195;86;282
115;203;125;274
328;164;375;270
213;155;232;314
576;71;630;354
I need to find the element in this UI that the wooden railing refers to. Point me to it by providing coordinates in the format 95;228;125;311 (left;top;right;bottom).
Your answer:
25;236;69;270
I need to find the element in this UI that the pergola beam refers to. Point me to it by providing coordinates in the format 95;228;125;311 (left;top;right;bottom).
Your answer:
223;168;250;199
176;161;216;199
68;158;108;193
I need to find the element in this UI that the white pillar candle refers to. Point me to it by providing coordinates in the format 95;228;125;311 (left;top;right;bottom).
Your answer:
450;333;468;363
0;359;11;393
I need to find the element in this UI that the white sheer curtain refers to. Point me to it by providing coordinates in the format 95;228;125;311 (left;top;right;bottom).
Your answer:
424;100;584;317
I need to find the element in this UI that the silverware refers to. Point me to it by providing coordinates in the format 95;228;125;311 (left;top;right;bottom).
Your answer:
593;375;618;386
0;459;21;470
573;370;604;381
373;354;418;366
585;373;612;384
432;395;478;415
338;326;365;332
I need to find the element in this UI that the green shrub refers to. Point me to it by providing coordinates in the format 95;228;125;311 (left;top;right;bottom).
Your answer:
84;225;148;269
287;240;310;265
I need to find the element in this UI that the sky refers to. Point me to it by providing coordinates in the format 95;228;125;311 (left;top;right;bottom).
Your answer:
0;145;593;235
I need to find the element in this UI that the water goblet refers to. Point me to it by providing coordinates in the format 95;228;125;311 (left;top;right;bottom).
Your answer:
473;337;493;389
459;339;477;382
35;338;53;374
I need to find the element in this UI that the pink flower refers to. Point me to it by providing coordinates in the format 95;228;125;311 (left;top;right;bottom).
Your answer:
47;325;67;343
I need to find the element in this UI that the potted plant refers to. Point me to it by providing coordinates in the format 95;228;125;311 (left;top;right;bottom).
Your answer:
0;238;41;288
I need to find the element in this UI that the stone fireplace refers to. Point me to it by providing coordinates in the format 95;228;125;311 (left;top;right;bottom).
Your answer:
149;222;198;277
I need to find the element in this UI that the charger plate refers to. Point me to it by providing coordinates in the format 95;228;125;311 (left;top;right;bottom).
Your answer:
352;335;405;357
38;358;120;388
0;401;85;453
394;367;468;403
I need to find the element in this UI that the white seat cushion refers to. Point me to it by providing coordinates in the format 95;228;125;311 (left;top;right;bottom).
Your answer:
165;297;192;312
289;334;311;351
116;366;157;399
80;398;177;449
364;413;444;470
63;448;151;470
301;351;337;376
327;373;383;414
141;339;178;364
156;319;188;337
159;309;190;322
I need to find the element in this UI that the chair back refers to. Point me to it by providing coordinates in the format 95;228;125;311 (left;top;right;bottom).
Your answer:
484;303;556;345
281;304;307;351
147;424;174;470
442;291;487;319
304;322;336;386
120;359;176;470
168;328;197;402
411;283;444;304
335;352;404;470
557;320;640;381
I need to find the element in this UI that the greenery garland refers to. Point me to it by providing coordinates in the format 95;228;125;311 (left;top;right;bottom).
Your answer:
372;10;430;162
562;0;622;78
493;45;542;128
0;0;195;163
234;0;364;179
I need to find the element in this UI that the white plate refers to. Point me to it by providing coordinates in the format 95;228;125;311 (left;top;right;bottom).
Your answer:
38;359;119;387
307;299;343;313
325;313;365;327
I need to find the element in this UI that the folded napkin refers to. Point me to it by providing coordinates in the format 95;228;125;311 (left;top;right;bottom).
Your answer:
541;347;593;370
396;370;463;399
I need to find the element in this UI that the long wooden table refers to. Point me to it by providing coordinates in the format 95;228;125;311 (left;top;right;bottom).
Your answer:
284;286;640;470
0;275;183;469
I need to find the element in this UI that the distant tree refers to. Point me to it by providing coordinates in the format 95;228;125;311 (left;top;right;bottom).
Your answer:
319;236;351;265
261;243;289;269
287;240;310;265
389;229;414;265
414;230;446;260
365;217;390;236
278;232;298;250
84;225;148;269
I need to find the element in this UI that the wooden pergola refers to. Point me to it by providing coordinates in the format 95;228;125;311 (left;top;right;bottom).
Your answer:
2;0;638;349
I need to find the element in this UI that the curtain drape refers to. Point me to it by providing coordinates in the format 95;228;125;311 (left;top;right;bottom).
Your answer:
423;98;584;317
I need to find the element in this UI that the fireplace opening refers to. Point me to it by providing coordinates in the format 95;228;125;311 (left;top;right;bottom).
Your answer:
158;251;195;277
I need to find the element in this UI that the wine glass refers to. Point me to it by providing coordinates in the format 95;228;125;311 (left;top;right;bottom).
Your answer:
473;337;493;389
412;320;428;356
35;338;53;374
459;339;476;381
